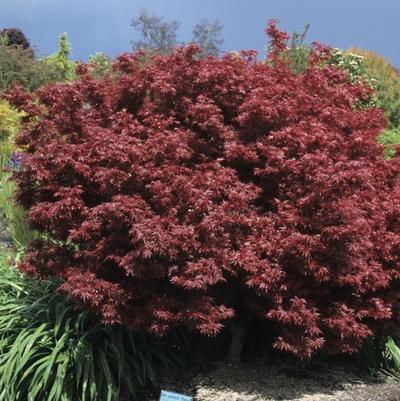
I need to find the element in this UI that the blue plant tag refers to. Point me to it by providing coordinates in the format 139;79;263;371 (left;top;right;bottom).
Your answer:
159;390;192;401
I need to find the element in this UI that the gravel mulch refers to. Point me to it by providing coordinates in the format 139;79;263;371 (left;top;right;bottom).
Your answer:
154;360;400;401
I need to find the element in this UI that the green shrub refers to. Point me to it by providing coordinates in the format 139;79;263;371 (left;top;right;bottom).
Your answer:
0;41;64;92
44;33;76;82
0;101;24;142
0;32;77;92
0;256;181;401
377;128;400;158
0;101;34;248
281;34;400;161
0;171;36;248
357;336;400;378
0;141;13;169
88;52;113;79
346;48;400;129
386;338;400;373
282;24;311;75
264;23;311;75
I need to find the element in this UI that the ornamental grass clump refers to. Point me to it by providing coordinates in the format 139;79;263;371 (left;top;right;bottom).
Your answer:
0;254;181;401
4;21;400;360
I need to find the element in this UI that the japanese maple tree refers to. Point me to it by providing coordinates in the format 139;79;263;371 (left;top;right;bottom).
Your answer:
6;21;400;360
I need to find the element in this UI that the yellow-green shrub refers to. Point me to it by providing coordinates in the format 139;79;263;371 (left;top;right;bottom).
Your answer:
0;102;33;248
44;33;76;82
0;101;24;142
346;48;400;128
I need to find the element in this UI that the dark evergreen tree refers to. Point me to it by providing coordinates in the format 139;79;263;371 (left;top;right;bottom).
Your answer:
1;28;33;56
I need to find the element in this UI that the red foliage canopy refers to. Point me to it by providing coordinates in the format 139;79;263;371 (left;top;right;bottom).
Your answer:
6;21;400;358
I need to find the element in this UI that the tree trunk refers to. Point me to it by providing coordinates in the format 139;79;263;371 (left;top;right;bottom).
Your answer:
227;318;247;362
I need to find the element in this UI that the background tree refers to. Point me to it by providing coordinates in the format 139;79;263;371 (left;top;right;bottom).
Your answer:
0;42;62;91
131;8;224;57
131;8;181;54
44;33;76;81
0;28;33;55
0;31;78;92
192;19;223;57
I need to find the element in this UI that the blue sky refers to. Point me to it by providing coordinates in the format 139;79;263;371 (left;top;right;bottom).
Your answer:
1;0;399;66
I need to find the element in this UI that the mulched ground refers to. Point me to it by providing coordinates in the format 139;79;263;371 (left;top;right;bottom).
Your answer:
151;359;400;401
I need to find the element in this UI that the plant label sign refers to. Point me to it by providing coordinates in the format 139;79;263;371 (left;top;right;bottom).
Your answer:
159;390;192;401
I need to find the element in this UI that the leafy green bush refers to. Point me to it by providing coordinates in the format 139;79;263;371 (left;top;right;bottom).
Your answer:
320;48;377;109
0;141;13;169
0;256;181;401
0;101;25;142
44;33;76;82
0;33;75;248
0;104;34;249
0;41;64;92
277;24;311;75
357;336;400;378
330;49;371;83
88;52;113;79
346;48;400;129
386;338;400;373
0;32;77;92
377;128;400;158
0;171;36;248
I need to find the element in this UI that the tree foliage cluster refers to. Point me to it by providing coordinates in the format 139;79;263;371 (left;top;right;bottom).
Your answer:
5;21;400;360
